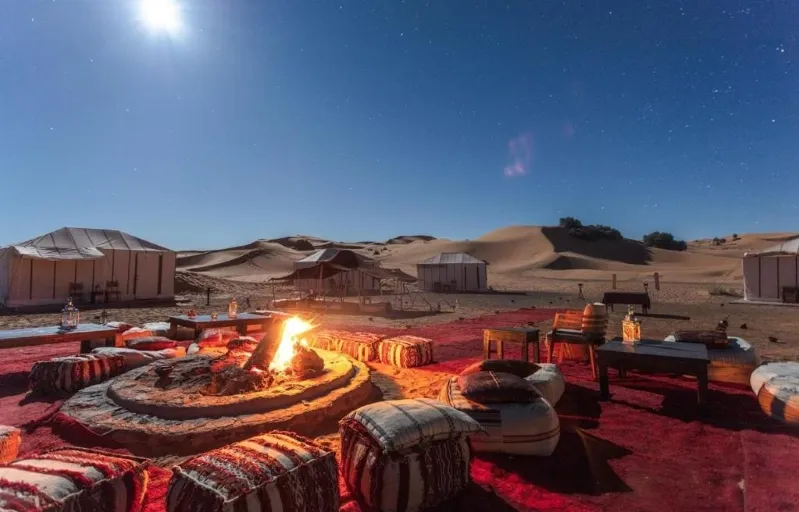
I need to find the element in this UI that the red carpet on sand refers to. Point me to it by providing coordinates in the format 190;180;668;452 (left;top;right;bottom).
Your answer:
1;308;797;512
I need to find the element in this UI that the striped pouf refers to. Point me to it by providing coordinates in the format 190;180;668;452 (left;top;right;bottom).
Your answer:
0;448;149;512
438;376;560;456
340;399;483;512
378;335;434;368
167;431;339;512
524;363;566;405
664;335;760;386
0;426;21;464
29;353;125;395
310;330;383;362
751;362;799;426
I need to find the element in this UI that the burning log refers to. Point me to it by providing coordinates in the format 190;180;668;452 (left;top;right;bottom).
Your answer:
208;365;273;395
243;329;281;371
290;345;324;379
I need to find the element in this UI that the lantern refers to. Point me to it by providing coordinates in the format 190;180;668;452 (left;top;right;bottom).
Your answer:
61;297;80;329
622;305;641;344
228;297;238;319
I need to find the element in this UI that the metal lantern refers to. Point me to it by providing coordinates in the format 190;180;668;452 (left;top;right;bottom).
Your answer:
228;297;238;319
61;297;80;329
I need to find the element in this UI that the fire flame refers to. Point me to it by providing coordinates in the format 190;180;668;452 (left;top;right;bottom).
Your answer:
268;316;313;372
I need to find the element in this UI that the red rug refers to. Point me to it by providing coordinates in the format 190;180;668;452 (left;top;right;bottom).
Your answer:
1;308;798;512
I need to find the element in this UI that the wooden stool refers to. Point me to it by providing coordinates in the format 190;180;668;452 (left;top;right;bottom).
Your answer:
483;327;541;363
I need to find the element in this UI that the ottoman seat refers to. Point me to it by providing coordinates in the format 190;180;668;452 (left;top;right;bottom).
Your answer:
664;335;759;385
0;426;21;464
378;335;434;368
91;346;186;372
524;363;566;405
311;330;383;362
750;362;799;425
30;353;125;395
0;448;149;512
166;431;339;512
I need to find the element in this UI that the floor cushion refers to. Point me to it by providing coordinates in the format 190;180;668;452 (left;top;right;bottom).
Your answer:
378;335;434;368
166;431;338;512
460;359;539;378
197;329;239;348
438;376;560;456
0;426;21;464
340;399;479;512
30;353;125;395
665;335;759;386
524;363;565;405
311;330;383;362
142;322;171;337
751;362;799;425
458;371;541;403
0;447;149;511
91;347;186;372
671;330;730;349
126;336;177;351
105;321;134;333
121;328;154;343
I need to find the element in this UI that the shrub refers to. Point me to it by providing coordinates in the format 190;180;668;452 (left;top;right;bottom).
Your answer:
643;231;687;251
558;217;583;230
559;218;622;242
732;233;739;240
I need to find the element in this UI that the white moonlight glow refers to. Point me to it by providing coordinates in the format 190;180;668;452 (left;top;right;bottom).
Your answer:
140;0;181;34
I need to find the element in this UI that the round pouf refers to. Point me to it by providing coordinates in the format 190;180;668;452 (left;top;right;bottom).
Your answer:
438;377;560;456
751;362;799;425
524;363;565;405
750;362;799;394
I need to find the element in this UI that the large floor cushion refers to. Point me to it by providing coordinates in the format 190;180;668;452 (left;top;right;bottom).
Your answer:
664;335;759;385
142;322;171;337
0;426;21;464
311;330;383;362
91;346;186;372
340;399;480;512
378;335;434;368
438;376;560;456
751;362;799;425
166;431;338;512
0;448;149;511
524;363;565;405
30;353;125;395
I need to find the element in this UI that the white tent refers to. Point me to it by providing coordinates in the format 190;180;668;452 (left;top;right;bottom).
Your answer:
0;227;176;307
292;248;381;293
742;237;799;303
416;252;488;292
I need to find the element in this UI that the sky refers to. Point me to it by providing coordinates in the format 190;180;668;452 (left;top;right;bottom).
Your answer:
1;0;797;250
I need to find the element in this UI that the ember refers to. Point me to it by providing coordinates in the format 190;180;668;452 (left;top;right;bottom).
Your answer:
290;344;325;379
208;365;273;395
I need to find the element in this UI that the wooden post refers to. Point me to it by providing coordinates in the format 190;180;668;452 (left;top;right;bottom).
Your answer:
654;272;660;291
612;274;617;290
206;287;211;306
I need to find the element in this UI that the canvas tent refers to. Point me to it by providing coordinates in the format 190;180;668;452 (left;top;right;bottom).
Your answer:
742;236;799;303
416;252;488;292
289;249;382;293
0;227;176;307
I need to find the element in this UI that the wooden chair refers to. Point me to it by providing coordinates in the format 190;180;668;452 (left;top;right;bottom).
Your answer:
68;282;84;303
105;281;121;303
545;309;607;380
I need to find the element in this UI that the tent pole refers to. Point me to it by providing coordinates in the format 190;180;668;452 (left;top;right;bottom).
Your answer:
29;259;33;301
52;261;57;299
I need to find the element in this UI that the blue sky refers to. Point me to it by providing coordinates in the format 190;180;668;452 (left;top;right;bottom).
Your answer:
1;0;797;250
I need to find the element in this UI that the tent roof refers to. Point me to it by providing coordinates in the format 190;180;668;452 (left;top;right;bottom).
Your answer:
8;227;172;261
755;236;799;256
419;252;487;265
295;248;372;268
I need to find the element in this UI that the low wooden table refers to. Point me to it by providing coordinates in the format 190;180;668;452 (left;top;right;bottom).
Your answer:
0;324;122;354
483;327;541;363
602;291;651;314
168;313;272;339
597;339;710;405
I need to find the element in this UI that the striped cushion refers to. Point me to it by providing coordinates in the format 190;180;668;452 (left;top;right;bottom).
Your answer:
341;424;471;512
167;431;338;512
30;354;125;395
0;426;21;464
121;328;154;342
126;337;177;351
524;363;565;405
91;347;186;372
460;359;539;379
341;398;484;452
378;336;434;368
438;377;560;456
198;329;240;348
666;335;760;385
751;362;799;425
751;362;799;395
0;448;149;512
310;331;383;362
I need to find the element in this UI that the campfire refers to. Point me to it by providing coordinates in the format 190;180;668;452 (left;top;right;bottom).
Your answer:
207;316;325;396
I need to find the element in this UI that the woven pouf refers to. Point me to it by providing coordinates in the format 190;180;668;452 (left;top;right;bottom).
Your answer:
378;335;434;368
0;448;149;511
438;376;560;456
750;362;799;425
167;431;339;512
121;327;154;343
30;353;125;395
664;335;760;386
340;398;482;512
92;346;186;372
0;426;21;464
524;363;565;405
311;330;383;362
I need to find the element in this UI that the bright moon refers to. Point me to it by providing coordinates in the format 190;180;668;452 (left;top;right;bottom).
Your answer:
140;0;181;34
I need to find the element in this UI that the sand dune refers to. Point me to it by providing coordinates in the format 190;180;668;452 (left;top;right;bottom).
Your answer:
177;226;798;288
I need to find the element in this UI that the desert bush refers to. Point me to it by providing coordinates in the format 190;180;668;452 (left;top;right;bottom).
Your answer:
732;233;739;240
643;231;687;251
559;217;583;230
560;218;623;242
712;237;728;246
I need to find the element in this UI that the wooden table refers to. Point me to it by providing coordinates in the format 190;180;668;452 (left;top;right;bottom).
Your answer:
168;313;272;339
0;324;122;354
597;339;710;405
483;327;541;363
601;291;651;314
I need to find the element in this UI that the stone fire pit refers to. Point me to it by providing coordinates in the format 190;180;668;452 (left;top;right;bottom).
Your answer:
58;347;373;456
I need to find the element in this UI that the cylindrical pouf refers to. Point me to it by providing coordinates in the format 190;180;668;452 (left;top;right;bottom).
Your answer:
29;353;125;395
582;302;608;340
750;361;798;395
378;335;434;368
524;363;566;405
0;448;149;512
167;431;339;512
758;373;799;425
340;398;483;512
438;377;560;456
664;335;760;386
0;425;21;463
311;330;383;362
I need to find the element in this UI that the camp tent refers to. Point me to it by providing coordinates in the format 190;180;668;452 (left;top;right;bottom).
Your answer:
742;237;799;303
416;252;488;292
290;249;381;293
0;227;176;307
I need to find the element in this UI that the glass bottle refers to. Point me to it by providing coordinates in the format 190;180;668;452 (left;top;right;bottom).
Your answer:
228;297;238;318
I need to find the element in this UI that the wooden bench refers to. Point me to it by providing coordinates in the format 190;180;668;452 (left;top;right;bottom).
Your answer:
545;309;605;380
601;291;651;314
0;324;123;354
